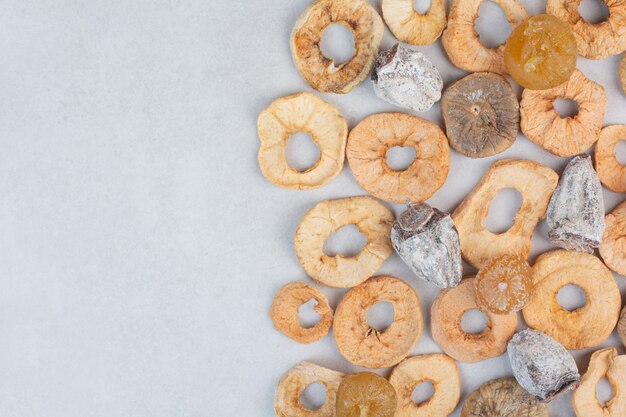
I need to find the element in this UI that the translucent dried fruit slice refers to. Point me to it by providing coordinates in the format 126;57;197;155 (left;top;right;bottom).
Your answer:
619;306;626;348
504;14;577;90
595;125;626;193
441;72;519;158
291;0;384;93
461;378;548;417
599;200;626;276
520;69;606;157
573;347;626;417
336;372;397;417
475;255;533;315
382;0;446;45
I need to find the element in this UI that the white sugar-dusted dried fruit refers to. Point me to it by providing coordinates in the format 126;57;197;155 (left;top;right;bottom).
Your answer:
257;92;347;190
382;0;446;45
391;202;462;289
294;196;394;288
461;378;548;417
546;154;605;253
507;329;580;402
600;200;626;276
372;44;443;112
291;0;384;93
595;125;626;193
334;275;422;368
573;347;626;417
275;361;344;417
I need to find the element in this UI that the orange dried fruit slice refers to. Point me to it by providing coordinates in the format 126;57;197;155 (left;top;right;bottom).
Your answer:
336;372;398;417
475;255;533;315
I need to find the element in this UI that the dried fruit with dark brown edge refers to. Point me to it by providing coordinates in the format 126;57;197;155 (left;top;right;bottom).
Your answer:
475;255;533;315
336;372;397;417
461;378;548;417
507;329;580;402
600;200;626;276
546;154;605;253
441;72;519;158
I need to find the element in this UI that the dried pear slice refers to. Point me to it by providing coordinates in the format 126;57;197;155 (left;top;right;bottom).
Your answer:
382;0;446;45
461;378;548;417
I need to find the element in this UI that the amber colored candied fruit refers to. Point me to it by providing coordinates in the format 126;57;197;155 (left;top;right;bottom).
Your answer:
475;255;533;315
504;14;577;90
336;372;397;417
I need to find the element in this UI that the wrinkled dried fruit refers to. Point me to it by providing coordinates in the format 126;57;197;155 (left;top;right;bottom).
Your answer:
520;69;606;157
275;362;344;417
475;255;533;315
600;200;626;276
270;282;333;344
390;354;460;417
452;159;558;268
546;154;605;253
619;306;626;348
461;378;549;417
504;14;577;90
547;0;626;60
382;0;446;45
595;125;626;193
522;250;621;350
372;44;443;112
346;113;450;203
291;0;384;93
573;347;626;417
336;372;397;417
391;202;462;289
508;329;580;402
441;72;519;158
294;196;394;288
334;276;422;368
431;277;518;363
442;0;528;74
621;55;626;94
257;92;348;190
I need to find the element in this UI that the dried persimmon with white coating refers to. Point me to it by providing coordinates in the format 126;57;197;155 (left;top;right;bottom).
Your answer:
294;196;394;288
522;250;621;350
600;200;626;276
346;113;449;203
461;378;548;417
595;125;626;193
270;282;333;344
442;0;528;74
382;0;446;45
333;275;422;368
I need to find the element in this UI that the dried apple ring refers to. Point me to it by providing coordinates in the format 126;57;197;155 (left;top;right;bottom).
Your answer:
389;354;460;417
573;348;626;417
520;69;606;157
442;0;528;74
382;0;446;45
346;113;450;203
270;282;333;344
600;200;626;276
595;125;626;193
621;54;626;93
291;0;384;93
334;275;422;368
275;361;344;417
294;196;394;288
257;92;348;190
619;306;626;348
452;159;558;268
522;250;621;350
547;0;626;60
431;277;518;363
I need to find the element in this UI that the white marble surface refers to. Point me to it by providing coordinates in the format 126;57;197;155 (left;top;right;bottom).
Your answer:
0;1;624;416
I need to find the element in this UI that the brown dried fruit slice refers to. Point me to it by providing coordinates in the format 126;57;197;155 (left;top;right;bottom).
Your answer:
573;347;626;417
452;159;558;268
294;196;394;288
389;354;460;417
382;0;446;45
334;275;422;368
257;92;348;190
522;250;621;350
440;72;519;158
270;282;333;344
346;113;450;203
475;255;533;315
619;306;626;348
547;0;626;60
595;125;626;193
600;200;626;276
275;362;344;417
520;69;606;157
431;276;518;363
291;0;384;93
336;372;398;417
442;0;528;74
461;378;548;417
